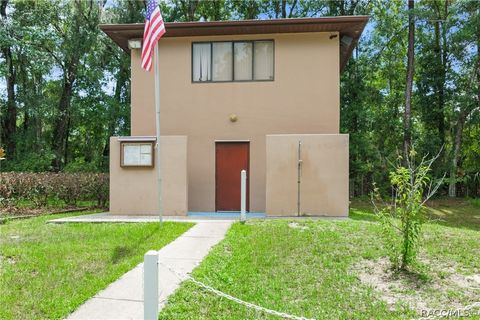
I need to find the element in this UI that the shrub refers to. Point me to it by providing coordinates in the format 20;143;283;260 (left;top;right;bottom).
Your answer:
0;174;17;209
63;158;99;173
372;149;444;270
468;197;480;208
0;172;109;211
0;151;55;172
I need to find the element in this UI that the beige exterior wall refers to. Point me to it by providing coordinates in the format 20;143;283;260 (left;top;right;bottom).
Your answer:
265;134;349;216
128;32;341;213
109;136;188;216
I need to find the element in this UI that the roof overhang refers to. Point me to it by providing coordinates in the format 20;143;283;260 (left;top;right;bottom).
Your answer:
100;16;369;72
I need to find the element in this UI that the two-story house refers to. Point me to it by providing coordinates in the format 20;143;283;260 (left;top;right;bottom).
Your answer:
101;16;368;217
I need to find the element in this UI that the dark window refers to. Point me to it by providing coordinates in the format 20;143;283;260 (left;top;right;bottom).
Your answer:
192;40;274;83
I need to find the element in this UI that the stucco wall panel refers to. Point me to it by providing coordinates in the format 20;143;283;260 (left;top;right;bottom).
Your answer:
109;136;188;215
266;134;349;216
130;32;340;212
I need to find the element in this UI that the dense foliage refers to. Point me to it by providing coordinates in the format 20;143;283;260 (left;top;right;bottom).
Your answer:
0;172;109;210
0;0;479;197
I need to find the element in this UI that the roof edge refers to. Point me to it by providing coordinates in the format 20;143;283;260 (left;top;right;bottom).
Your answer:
100;16;369;72
99;16;369;31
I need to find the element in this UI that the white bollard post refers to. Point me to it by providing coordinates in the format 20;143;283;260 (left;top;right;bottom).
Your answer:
144;250;159;320
240;169;247;224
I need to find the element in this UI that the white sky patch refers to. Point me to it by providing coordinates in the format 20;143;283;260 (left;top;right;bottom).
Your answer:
45;66;64;81
103;71;117;96
0;79;6;99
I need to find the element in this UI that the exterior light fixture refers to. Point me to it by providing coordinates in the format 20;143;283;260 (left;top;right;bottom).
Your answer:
340;35;353;47
128;39;142;50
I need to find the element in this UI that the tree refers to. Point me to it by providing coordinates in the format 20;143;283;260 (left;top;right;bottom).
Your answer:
447;1;480;197
231;0;262;19
0;0;17;157
47;1;105;170
403;0;414;160
373;149;444;270
0;0;478;198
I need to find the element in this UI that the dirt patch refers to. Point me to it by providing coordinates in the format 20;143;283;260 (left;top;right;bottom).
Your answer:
0;254;17;265
354;257;480;315
449;273;480;289
288;222;309;231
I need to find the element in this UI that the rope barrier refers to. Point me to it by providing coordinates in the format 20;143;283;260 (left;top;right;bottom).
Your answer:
159;262;316;320
157;261;479;320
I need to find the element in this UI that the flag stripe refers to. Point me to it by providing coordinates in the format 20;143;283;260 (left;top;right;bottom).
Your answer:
141;19;163;63
141;2;166;71
141;23;161;68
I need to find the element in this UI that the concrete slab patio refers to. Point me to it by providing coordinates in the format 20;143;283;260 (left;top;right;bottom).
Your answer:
48;212;347;224
66;220;233;320
48;212;265;224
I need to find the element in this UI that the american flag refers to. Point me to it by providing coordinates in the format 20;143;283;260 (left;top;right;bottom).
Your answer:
141;0;166;71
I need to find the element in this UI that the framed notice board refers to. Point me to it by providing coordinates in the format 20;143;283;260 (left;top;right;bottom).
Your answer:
120;141;154;167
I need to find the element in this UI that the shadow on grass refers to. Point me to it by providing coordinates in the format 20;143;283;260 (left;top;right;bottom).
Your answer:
111;246;134;264
349;209;379;222
349;197;480;232
110;223;184;264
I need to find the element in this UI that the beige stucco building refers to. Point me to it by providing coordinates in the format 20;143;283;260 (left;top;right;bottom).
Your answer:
101;16;368;217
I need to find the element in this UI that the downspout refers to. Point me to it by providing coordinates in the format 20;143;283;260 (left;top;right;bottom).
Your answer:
297;140;302;216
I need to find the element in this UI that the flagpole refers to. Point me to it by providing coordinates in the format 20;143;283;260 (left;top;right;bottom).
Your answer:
154;43;163;224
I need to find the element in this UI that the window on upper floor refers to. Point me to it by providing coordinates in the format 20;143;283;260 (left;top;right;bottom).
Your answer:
192;40;274;83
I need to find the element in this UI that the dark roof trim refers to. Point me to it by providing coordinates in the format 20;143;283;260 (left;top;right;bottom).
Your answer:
100;16;369;71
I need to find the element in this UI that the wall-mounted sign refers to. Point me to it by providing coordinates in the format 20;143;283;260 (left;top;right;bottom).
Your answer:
120;141;154;167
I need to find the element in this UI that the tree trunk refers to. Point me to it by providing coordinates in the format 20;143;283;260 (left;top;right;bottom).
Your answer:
51;1;85;171
477;5;480;132
433;15;446;146
403;0;415;160
179;0;198;21
64;115;71;166
0;0;17;157
279;0;298;18
245;0;259;19
449;112;466;197
102;66;127;164
52;78;74;171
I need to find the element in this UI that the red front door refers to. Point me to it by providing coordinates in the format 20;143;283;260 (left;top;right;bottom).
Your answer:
215;142;249;211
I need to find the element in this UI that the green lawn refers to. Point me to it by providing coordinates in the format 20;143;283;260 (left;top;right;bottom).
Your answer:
159;199;480;319
350;197;480;231
13;198;97;209
0;199;99;218
0;212;193;320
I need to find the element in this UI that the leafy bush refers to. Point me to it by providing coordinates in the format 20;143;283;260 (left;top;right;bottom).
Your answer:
468;197;480;208
63;158;100;173
0;172;109;211
0;151;55;172
372;149;444;270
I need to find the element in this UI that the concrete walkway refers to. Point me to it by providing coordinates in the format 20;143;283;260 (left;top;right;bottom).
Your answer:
67;221;233;320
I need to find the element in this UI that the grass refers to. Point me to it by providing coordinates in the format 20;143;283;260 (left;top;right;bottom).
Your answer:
159;198;480;319
13;198;97;209
350;197;480;231
0;212;193;320
468;197;480;208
